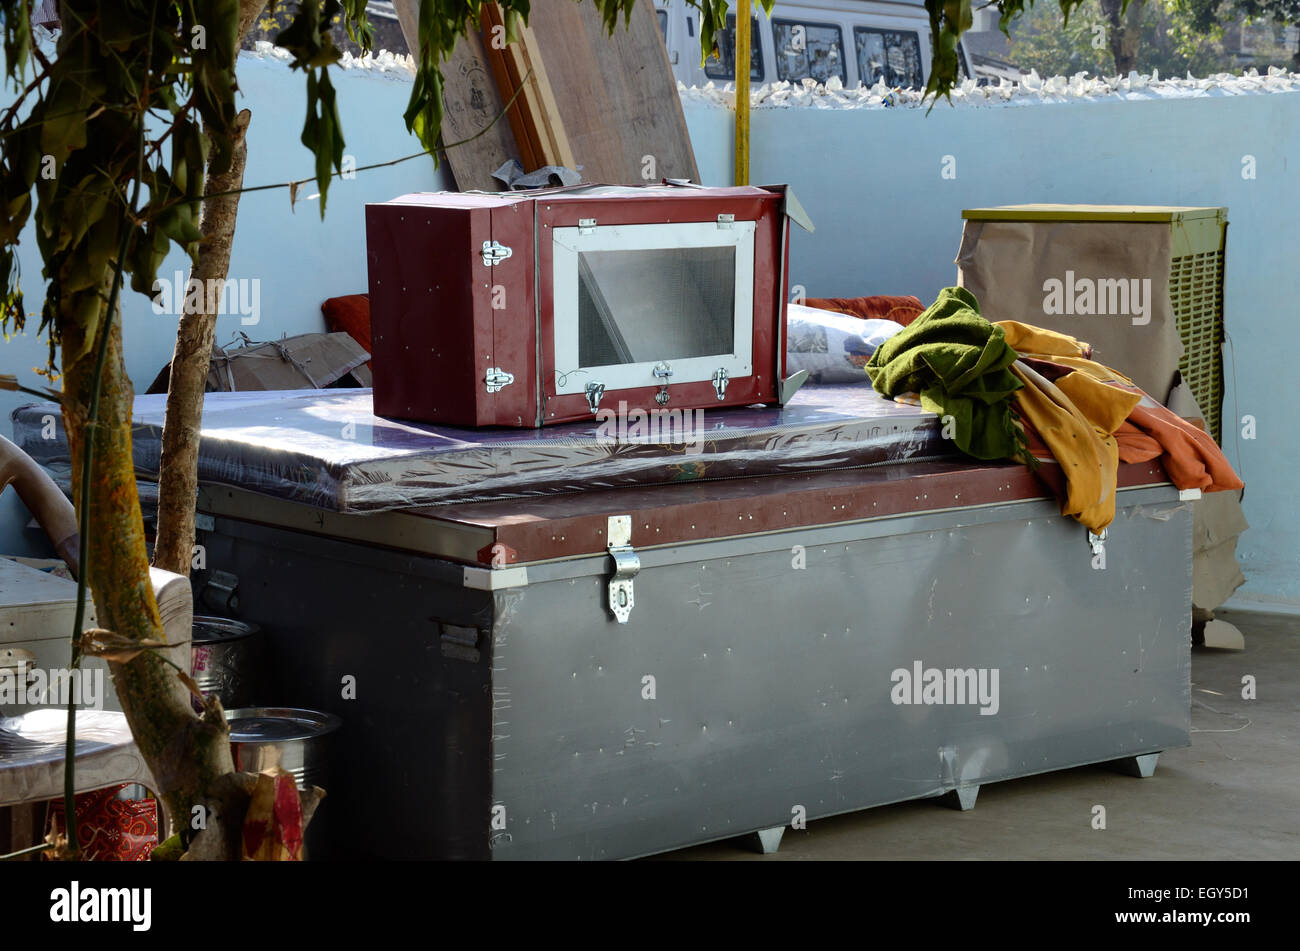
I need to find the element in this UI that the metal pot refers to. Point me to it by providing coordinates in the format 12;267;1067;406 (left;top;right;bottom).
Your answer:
224;707;342;791
190;616;262;709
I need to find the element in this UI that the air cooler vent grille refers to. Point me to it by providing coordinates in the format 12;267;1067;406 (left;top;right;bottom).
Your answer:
1169;249;1225;443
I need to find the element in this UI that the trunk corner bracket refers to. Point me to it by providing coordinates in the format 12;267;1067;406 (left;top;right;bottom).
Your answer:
607;515;639;624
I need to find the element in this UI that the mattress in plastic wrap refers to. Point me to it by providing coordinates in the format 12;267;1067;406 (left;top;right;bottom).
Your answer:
12;386;951;514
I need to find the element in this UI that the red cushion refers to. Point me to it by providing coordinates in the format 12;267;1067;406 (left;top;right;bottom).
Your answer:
321;294;372;368
802;295;925;326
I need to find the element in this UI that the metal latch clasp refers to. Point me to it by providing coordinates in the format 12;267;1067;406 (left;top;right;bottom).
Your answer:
1088;528;1107;557
485;367;514;393
711;367;729;400
585;381;605;415
652;361;673;406
481;240;513;266
606;515;639;623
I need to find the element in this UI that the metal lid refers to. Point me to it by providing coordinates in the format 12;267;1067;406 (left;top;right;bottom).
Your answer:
225;707;341;742
192;616;259;645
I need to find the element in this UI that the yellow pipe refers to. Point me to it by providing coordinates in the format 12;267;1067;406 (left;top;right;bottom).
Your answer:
734;0;750;186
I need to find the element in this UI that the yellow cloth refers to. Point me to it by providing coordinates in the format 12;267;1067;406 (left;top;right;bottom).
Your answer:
995;320;1135;385
995;320;1150;530
996;321;1090;358
1056;371;1141;434
1008;359;1142;533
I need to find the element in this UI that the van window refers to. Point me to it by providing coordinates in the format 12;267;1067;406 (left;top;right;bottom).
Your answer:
703;15;764;82
854;28;922;89
772;19;846;85
657;10;667;42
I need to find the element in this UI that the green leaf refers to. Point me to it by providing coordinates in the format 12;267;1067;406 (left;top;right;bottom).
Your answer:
300;67;346;218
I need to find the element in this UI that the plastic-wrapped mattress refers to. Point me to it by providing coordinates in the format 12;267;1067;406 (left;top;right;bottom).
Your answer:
12;385;951;513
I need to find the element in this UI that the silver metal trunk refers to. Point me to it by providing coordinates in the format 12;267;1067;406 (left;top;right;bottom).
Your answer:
192;481;1192;860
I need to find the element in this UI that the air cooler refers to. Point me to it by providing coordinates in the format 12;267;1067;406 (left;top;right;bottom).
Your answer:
957;204;1228;443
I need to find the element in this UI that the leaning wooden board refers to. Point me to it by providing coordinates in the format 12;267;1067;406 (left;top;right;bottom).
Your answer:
391;1;524;191
395;0;698;189
527;0;699;184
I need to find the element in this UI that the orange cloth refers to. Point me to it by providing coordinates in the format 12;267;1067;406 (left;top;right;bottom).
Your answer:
803;295;926;326
1112;385;1244;493
1114;421;1164;464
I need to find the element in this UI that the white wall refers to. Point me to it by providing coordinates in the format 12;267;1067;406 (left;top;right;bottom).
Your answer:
3;53;1297;608
682;91;1300;607
0;53;448;555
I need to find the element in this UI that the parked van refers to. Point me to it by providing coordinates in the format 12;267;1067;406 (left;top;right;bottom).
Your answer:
653;0;970;90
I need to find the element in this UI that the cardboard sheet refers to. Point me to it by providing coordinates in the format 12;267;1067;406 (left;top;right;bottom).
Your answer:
956;219;1184;401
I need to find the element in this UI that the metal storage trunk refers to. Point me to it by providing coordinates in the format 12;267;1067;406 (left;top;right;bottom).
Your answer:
189;458;1193;860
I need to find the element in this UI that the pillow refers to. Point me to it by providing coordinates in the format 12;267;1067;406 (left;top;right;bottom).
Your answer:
321;294;372;368
786;303;903;384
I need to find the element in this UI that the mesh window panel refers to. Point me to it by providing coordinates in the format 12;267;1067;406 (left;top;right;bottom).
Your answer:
1169;249;1225;443
577;247;736;367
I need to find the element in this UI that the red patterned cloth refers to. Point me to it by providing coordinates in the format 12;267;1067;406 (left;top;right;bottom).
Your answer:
45;785;159;861
802;295;926;326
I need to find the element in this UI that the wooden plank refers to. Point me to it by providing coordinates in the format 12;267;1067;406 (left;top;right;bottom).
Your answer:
393;0;697;188
480;4;576;172
391;0;522;192
526;0;699;184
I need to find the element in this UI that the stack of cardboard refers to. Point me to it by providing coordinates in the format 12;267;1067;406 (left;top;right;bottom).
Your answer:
146;332;371;394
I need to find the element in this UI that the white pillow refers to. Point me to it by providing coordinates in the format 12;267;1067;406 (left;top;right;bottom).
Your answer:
786;304;903;384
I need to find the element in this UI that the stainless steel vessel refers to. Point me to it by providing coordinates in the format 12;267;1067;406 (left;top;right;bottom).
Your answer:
191;616;263;708
225;706;342;791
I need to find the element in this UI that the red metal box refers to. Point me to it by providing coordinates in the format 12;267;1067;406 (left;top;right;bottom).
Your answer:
365;184;811;427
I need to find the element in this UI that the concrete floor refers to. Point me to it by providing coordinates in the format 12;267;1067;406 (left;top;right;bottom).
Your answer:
666;610;1299;861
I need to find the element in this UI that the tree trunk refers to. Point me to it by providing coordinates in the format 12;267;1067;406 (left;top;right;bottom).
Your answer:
151;109;251;576
1100;0;1144;74
60;286;234;842
152;0;266;576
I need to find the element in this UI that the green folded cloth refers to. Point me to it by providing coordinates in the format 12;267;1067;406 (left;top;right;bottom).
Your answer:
865;286;1028;463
